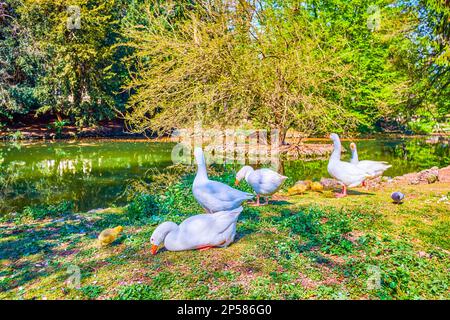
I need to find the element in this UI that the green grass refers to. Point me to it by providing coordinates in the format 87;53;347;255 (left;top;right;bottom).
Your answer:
0;170;449;300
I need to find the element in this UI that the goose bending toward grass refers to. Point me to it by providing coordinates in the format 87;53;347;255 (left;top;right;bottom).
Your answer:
193;147;253;213
349;142;392;184
327;133;374;197
150;207;243;254
235;166;287;206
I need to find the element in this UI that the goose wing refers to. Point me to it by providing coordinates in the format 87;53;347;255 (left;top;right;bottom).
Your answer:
195;180;254;202
249;169;287;194
357;160;391;175
329;160;373;185
178;207;243;245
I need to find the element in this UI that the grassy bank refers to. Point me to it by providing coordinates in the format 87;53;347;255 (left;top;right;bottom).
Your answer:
0;169;449;300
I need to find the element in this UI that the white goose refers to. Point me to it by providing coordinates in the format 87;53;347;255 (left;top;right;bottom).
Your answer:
235;166;287;206
349;142;391;182
327;133;373;197
193;147;253;213
150;206;243;254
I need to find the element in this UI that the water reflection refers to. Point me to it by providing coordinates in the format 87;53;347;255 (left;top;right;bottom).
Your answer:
0;138;448;213
0;141;175;213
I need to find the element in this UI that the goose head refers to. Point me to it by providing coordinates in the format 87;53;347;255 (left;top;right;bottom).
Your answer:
235;166;254;185
329;133;342;157
150;222;178;255
349;142;359;162
329;133;339;141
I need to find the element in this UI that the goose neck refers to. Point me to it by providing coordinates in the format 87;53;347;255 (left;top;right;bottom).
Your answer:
351;148;359;163
195;159;209;182
330;138;342;161
244;167;254;181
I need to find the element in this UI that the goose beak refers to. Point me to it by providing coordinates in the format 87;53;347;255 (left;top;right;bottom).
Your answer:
151;244;159;255
234;179;240;186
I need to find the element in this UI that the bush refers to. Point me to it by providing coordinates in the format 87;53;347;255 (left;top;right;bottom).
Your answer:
407;120;436;135
22;200;73;219
126;193;162;221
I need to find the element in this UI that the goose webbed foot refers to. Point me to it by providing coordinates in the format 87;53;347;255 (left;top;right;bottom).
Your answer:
197;245;214;251
249;195;265;206
334;185;347;198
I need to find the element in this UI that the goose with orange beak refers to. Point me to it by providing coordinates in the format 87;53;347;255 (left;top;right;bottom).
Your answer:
235;166;287;206
349;142;392;182
150;206;243;255
327;133;374;197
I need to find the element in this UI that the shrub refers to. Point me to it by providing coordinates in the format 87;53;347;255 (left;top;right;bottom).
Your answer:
126;193;162;221
22;200;73;219
407;120;435;135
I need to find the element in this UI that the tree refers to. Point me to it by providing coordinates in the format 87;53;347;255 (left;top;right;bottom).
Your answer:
123;0;415;143
404;0;450;121
19;0;126;126
303;0;415;132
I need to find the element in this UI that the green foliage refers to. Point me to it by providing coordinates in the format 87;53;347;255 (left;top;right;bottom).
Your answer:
21;0;126;126
115;284;162;300
1;0;448;135
22;200;73;220
407;119;436;135
80;285;104;300
1;0;131;125
126;193;162;222
0;0;42;118
48;119;69;138
6;131;24;141
403;0;450;119
358;234;449;299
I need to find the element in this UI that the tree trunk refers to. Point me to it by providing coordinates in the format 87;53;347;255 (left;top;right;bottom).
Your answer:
278;127;288;146
269;126;288;147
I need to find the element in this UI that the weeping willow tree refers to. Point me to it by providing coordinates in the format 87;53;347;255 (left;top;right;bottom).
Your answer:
123;0;413;143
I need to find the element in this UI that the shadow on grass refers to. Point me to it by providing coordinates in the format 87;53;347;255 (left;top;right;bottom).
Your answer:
268;200;292;206
0;210;146;293
328;187;376;196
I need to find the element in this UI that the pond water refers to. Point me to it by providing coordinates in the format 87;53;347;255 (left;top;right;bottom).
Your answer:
1;137;449;214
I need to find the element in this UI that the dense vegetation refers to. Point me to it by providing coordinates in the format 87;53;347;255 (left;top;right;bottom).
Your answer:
0;0;449;137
